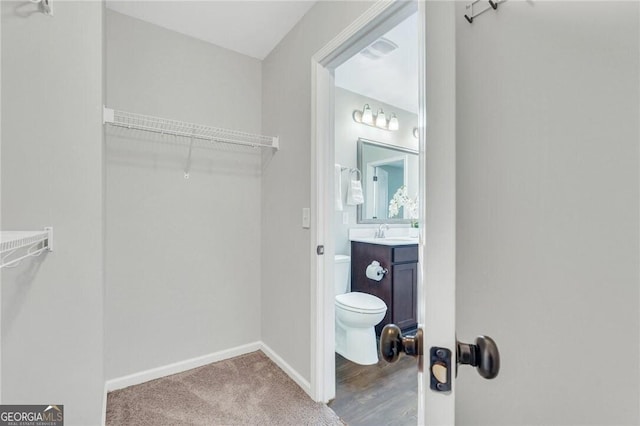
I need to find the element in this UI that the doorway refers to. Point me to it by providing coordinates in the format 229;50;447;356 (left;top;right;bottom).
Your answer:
310;2;421;424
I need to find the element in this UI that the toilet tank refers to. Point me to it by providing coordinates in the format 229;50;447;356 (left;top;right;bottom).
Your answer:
334;255;351;295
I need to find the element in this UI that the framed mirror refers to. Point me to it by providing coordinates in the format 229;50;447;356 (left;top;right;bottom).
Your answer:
357;138;419;224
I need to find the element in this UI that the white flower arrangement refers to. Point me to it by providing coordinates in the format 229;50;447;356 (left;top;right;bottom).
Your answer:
388;185;418;224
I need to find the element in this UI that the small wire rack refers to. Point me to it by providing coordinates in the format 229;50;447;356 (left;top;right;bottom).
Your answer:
1;228;53;269
103;107;279;150
464;0;502;24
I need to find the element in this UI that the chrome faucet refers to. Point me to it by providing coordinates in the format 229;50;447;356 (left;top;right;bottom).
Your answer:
376;224;389;238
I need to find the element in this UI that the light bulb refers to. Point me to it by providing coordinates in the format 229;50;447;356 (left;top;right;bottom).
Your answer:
361;104;374;125
375;109;386;128
388;114;399;131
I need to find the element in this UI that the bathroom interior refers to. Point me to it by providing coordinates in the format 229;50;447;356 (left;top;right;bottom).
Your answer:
2;1;639;425
329;10;420;425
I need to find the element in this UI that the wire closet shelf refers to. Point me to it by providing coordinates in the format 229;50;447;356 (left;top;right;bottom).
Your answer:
0;228;53;269
103;107;279;150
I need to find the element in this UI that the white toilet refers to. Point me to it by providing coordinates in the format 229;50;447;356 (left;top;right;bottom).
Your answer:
334;254;387;365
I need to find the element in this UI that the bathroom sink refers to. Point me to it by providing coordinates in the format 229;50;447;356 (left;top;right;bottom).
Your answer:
350;236;419;246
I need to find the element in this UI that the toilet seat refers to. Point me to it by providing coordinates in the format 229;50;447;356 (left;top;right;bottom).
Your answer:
335;292;386;314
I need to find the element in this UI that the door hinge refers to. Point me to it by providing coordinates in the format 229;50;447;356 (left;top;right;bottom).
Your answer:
316;245;325;255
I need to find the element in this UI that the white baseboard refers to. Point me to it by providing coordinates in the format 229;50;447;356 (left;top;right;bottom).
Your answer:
104;341;261;393
101;340;311;422
259;342;311;397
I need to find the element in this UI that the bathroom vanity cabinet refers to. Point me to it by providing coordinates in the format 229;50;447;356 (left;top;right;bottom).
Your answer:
350;241;418;335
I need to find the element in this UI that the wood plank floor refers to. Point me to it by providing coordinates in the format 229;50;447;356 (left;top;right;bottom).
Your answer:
329;353;418;426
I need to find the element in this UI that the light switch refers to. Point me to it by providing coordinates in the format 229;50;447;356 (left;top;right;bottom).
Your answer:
342;212;349;225
302;208;310;229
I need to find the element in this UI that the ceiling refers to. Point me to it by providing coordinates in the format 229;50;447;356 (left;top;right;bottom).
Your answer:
335;13;418;114
106;1;317;60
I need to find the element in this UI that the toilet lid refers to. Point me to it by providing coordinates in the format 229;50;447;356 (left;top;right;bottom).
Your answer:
336;292;387;313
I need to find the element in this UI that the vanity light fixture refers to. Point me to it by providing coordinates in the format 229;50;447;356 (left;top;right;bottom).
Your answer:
353;104;377;127
375;109;386;128
352;104;375;126
353;104;399;131
362;104;374;125
388;114;399;131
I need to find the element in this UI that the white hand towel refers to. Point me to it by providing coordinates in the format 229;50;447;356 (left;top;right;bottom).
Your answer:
335;164;343;211
347;178;364;205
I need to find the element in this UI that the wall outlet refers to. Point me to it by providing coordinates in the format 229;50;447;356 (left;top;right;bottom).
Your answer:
342;212;349;225
302;208;310;229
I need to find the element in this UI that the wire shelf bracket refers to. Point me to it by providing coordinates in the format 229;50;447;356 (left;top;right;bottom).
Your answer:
103;107;279;151
1;227;53;269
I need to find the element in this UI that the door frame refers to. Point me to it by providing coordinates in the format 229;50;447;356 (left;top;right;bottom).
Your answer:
310;2;458;424
309;0;418;404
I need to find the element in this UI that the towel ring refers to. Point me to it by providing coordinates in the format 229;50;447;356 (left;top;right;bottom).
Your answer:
350;168;362;181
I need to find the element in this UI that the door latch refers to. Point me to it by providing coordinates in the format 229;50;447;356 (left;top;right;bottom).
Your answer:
316;245;324;255
430;347;452;392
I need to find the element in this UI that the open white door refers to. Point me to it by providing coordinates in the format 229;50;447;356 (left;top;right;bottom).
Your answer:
312;1;499;424
378;1;498;423
420;2;457;424
378;3;499;424
349;1;458;423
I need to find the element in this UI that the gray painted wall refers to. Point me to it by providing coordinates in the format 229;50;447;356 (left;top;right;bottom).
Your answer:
0;0;3;403
455;2;639;424
105;10;263;380
261;1;373;383
334;87;418;255
1;2;104;424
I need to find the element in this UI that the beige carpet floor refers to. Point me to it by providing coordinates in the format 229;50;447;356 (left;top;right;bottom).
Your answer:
106;351;343;425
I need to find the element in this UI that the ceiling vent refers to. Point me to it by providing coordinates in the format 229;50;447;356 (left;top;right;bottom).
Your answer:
359;37;398;60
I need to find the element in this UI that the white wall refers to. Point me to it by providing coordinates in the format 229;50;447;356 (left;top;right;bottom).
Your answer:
334;87;418;255
105;10;263;380
1;2;104;424
455;2;640;424
261;1;374;384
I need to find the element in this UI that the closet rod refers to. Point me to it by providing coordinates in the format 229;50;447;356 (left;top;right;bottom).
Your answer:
103;107;279;150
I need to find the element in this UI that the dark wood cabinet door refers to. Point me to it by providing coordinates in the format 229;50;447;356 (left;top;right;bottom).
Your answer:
350;241;418;334
350;242;393;334
392;262;417;330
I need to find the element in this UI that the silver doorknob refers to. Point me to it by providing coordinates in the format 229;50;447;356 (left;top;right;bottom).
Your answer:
457;335;500;379
380;324;423;363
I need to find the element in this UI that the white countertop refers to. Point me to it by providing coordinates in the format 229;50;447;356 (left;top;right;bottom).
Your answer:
350;236;419;246
349;227;419;246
